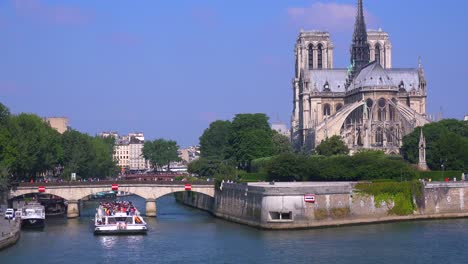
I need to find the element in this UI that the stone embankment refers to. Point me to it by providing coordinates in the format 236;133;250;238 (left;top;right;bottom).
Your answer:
0;218;21;250
177;181;468;229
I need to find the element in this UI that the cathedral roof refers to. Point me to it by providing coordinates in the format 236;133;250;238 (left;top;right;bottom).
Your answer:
386;68;420;92
308;69;347;92
350;62;394;90
306;65;421;94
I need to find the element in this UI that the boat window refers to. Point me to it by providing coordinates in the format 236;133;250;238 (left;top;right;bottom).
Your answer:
115;217;127;222
108;218;116;224
125;217;133;224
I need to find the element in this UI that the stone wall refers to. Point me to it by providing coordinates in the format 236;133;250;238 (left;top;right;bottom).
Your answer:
178;181;468;229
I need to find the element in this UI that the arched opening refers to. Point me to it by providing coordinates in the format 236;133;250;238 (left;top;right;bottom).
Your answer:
308;44;314;69
375;127;384;146
378;98;386;121
336;103;343;112
317;44;323;69
323;103;331;117
9;192;68;217
387;127;395;145
375;43;381;64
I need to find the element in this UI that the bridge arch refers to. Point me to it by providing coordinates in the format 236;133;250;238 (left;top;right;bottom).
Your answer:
10;182;215;218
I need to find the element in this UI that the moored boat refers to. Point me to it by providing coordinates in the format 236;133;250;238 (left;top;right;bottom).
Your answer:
93;201;147;235
21;203;46;229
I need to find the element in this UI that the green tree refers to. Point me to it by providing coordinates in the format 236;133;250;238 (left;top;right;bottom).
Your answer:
188;158;235;178
0;102;10;125
2;113;63;181
272;130;293;155
228;114;274;170
143;139;181;171
402;120;468;171
315;135;349;156
199;120;232;159
61;130;117;179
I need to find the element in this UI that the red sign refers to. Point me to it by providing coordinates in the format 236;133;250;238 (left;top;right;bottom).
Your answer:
38;186;46;193
304;194;315;203
185;184;192;191
112;184;119;191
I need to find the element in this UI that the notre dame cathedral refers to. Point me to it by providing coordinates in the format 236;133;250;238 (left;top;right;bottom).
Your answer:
291;0;430;154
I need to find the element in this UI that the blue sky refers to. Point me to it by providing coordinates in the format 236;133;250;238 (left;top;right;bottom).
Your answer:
0;0;467;147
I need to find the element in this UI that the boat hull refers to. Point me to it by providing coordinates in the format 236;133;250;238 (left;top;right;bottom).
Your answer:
94;227;147;235
21;218;45;229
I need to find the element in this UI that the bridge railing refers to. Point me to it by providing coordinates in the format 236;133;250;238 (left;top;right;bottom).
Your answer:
17;180;214;187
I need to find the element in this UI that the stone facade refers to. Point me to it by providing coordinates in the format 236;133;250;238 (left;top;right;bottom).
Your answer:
291;0;429;154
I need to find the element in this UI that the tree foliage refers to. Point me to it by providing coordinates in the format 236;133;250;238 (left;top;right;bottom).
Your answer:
315;135;349;156
228;113;274;169
265;151;417;182
2;113;63;180
199;120;231;159
143;139;181;170
0;102;117;182
188;158;236;178
402;119;468;171
61;130;117;179
272;130;293;155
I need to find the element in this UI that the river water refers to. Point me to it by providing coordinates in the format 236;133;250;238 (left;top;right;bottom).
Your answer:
1;194;468;264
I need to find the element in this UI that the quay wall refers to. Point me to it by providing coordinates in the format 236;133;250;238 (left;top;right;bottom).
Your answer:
0;221;20;251
179;182;468;229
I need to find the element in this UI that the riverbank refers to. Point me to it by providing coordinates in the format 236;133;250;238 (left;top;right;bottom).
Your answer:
176;181;468;229
0;218;21;250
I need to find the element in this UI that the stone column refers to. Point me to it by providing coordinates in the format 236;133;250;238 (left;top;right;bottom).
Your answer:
67;200;79;218
146;199;157;217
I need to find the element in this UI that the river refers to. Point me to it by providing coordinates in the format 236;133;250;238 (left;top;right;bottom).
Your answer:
1;194;468;264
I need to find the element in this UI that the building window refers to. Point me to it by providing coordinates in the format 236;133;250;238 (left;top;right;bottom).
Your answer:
376;127;383;146
317;44;323;69
389;104;396;121
308;44;314;69
375;43;381;64
387;127;394;144
378;98;386;121
269;211;292;221
323;103;331;116
323;81;330;92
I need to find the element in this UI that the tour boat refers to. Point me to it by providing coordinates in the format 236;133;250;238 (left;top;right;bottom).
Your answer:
93;202;147;235
21;203;46;229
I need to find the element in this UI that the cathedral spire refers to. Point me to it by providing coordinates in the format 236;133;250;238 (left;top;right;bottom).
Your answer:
350;0;370;76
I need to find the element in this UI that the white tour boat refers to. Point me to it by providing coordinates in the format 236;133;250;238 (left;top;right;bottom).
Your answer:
21;202;46;228
93;202;147;235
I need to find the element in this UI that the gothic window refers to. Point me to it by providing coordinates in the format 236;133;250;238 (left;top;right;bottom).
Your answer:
317;44;323;69
366;98;373;108
323;103;331;117
387;127;394;144
389;104;396;121
336;103;343;112
375;43;381;64
308;44;314;69
378;98;386;121
375;127;383;146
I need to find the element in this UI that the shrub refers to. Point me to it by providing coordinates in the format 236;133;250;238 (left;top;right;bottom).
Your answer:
355;181;423;216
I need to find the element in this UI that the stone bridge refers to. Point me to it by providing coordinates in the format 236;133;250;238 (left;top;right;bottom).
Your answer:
10;181;215;218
